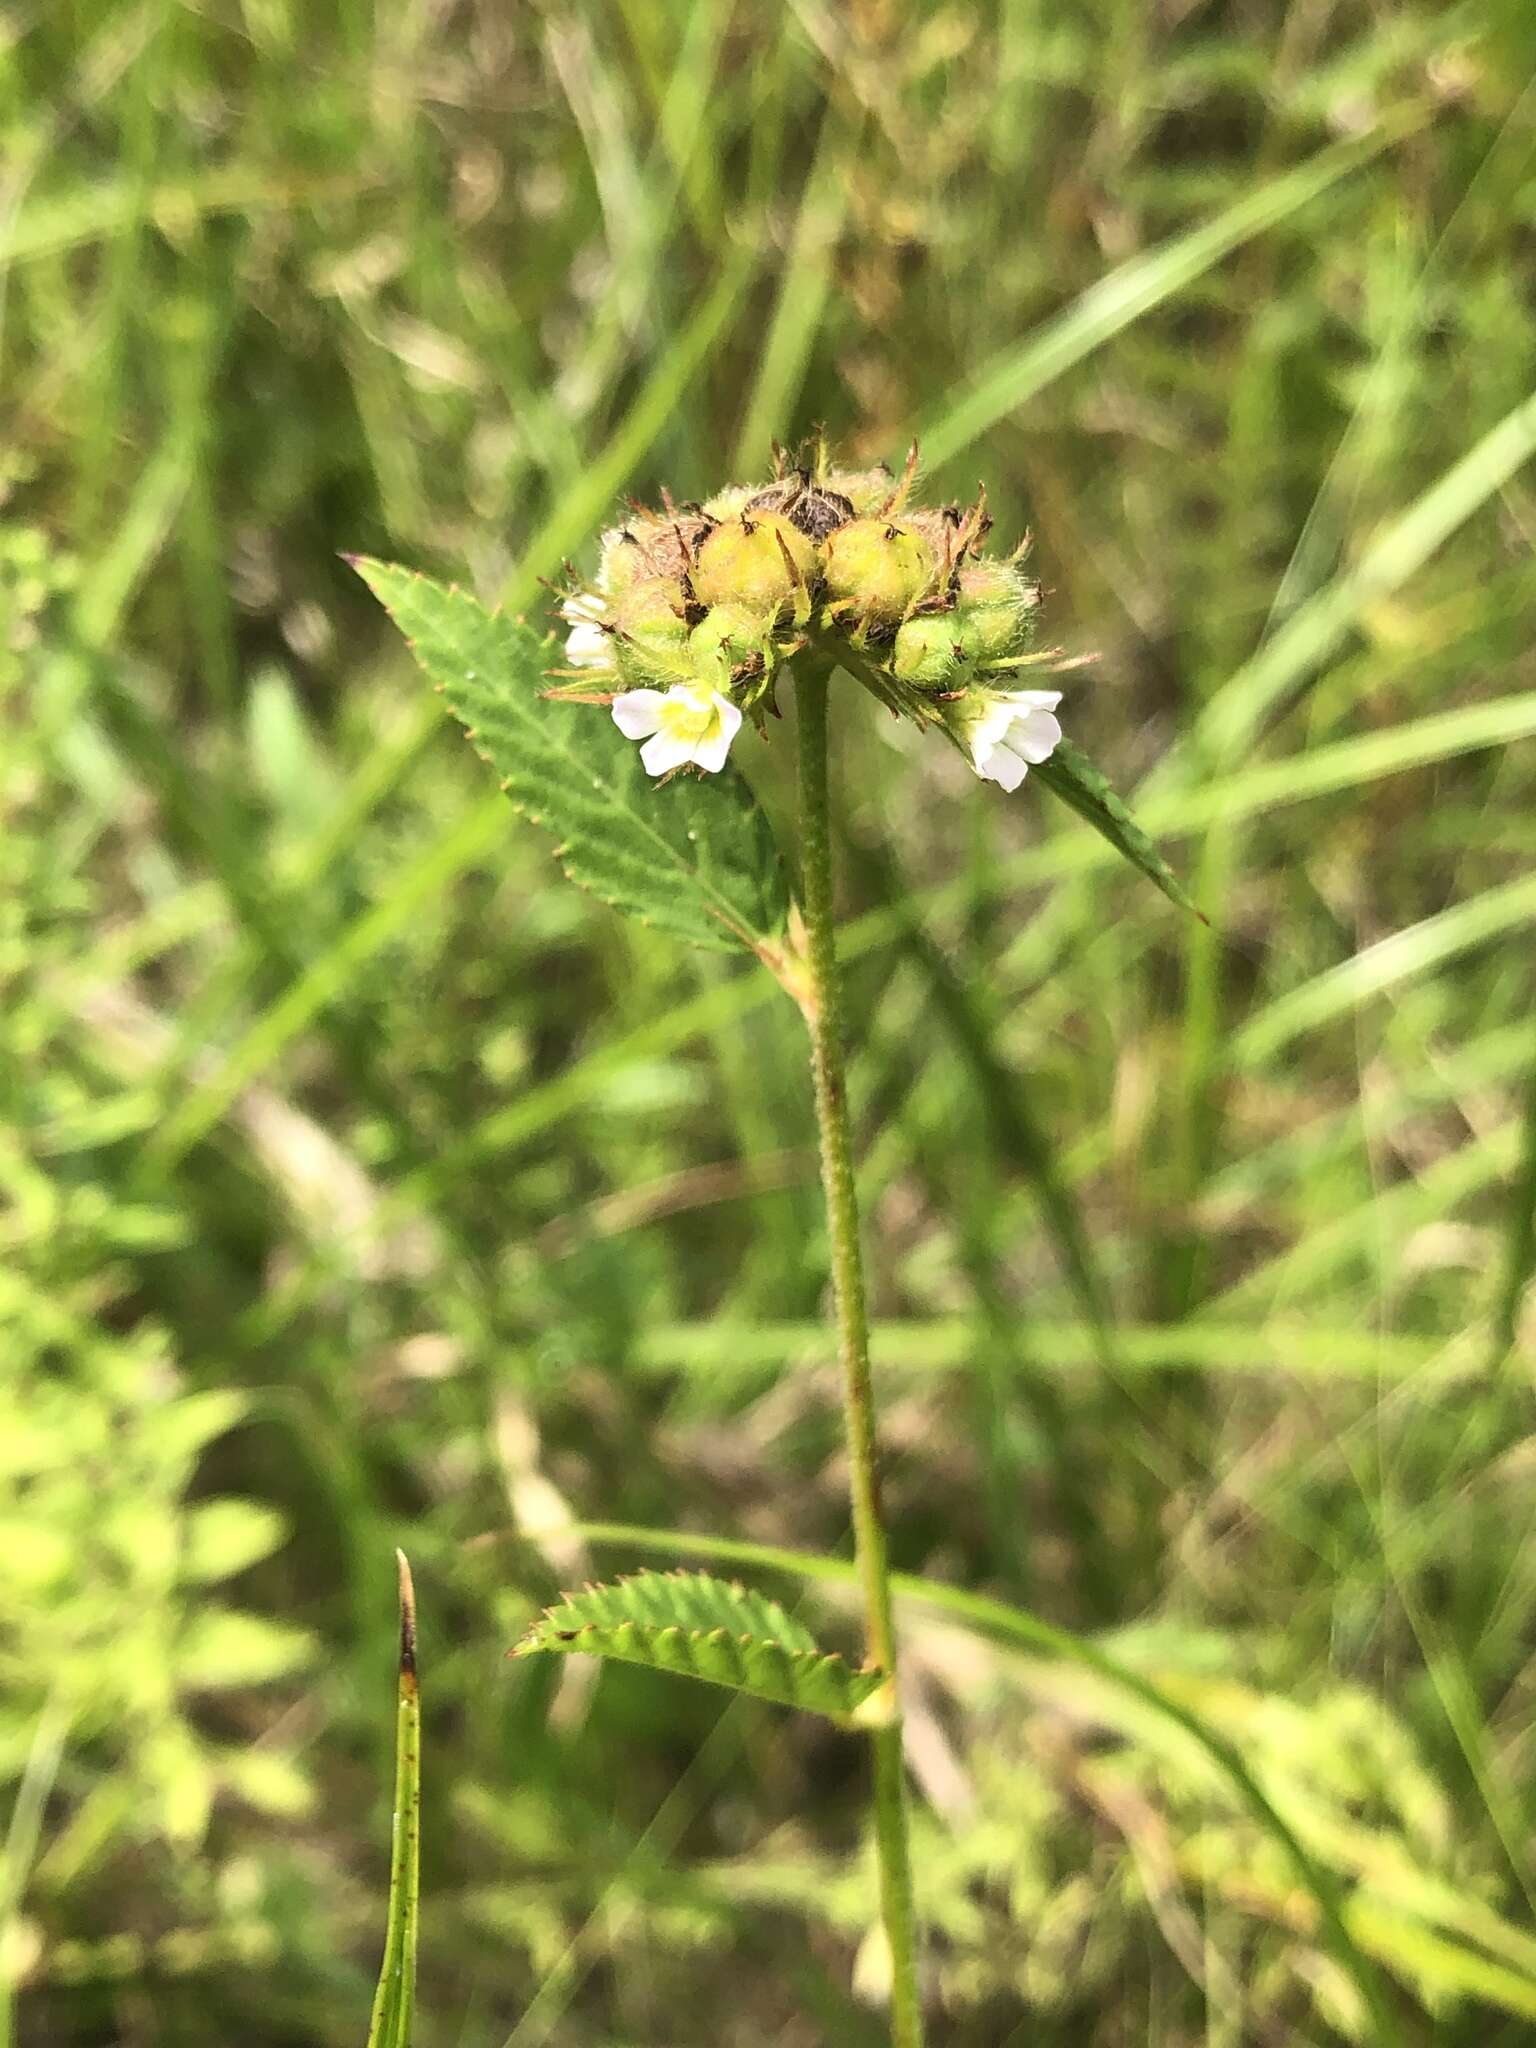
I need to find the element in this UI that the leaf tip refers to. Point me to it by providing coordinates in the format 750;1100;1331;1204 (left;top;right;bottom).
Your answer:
395;1549;418;1685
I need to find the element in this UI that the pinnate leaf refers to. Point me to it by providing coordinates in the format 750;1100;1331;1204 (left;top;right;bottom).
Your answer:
352;560;790;955
1032;738;1202;920
512;1570;887;1723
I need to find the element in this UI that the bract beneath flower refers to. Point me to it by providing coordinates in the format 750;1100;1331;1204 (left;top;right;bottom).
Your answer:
612;683;744;777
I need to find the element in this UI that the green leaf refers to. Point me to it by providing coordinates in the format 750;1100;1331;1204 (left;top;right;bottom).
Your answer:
511;1570;887;1724
351;560;789;956
570;1525;1398;2047
173;1607;315;1688
366;1552;420;2048
1031;739;1201;920
180;1498;289;1584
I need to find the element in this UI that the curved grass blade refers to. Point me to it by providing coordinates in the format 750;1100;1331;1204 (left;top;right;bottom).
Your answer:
1031;740;1201;920
921;118;1419;469
366;1552;420;2048
1185;388;1536;773
1492;1039;1536;1370
567;1524;1398;2046
1233;870;1536;1069
511;1569;887;1725
352;561;790;957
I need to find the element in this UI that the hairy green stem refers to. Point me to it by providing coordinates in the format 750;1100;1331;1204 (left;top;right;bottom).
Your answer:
796;661;923;2047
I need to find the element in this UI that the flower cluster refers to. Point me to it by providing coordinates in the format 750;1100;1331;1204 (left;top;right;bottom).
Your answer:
553;444;1065;786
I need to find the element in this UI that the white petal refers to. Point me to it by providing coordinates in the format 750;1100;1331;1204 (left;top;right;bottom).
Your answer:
566;621;612;668
691;694;743;773
977;741;1030;792
967;698;1018;766
639;729;696;777
612;689;666;738
1007;708;1062;764
1002;689;1062;714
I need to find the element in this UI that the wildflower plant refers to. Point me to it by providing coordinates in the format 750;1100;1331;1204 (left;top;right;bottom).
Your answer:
355;440;1193;2047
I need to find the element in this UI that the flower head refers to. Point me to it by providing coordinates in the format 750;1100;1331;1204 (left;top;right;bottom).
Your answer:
952;689;1062;791
551;437;1075;788
612;681;743;777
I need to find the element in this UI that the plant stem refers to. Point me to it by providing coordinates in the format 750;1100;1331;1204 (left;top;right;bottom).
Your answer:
796;660;923;2047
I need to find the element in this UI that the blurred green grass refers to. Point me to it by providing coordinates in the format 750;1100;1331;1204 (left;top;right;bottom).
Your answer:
5;2;1536;2043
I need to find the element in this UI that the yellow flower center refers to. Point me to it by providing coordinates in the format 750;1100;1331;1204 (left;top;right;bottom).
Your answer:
656;686;718;745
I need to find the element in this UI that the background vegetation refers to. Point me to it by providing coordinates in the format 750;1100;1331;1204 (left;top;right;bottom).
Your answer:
6;1;1536;2042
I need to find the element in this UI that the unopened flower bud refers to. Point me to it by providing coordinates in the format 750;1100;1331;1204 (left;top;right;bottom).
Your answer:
891;613;969;687
821;519;936;630
952;561;1041;666
821;466;900;516
610;578;689;682
687;602;773;687
691;512;817;613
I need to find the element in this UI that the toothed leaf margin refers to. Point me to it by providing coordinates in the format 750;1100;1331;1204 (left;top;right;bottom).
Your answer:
1032;738;1203;920
511;1570;887;1724
352;560;791;955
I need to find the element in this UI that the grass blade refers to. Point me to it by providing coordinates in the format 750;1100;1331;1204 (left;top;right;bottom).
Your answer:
1492;1033;1536;1369
1233;871;1536;1069
920;119;1418;468
1180;388;1536;772
366;1552;420;2048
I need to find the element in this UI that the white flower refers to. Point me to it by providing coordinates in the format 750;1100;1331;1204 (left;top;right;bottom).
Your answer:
561;596;613;672
611;682;743;777
564;620;612;668
965;689;1062;791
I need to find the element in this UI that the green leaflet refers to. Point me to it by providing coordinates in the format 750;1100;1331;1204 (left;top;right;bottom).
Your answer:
512;1570;887;1724
365;1553;420;2048
352;561;790;956
1031;739;1200;920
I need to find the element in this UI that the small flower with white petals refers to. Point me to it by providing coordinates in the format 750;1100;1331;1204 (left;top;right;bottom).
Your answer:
612;682;744;777
561;596;614;672
956;689;1063;791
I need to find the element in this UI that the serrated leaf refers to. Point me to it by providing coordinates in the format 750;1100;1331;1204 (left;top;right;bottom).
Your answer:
512;1570;887;1724
1032;739;1201;919
352;560;789;955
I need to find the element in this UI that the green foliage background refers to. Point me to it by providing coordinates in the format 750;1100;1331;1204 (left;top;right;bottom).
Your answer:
5;2;1536;2043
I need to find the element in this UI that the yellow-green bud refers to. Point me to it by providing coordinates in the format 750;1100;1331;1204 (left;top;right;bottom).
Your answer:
892;614;969;687
687;603;773;686
700;483;755;521
690;512;817;612
821;519;936;630
821;466;898;516
611;577;688;682
953;561;1040;665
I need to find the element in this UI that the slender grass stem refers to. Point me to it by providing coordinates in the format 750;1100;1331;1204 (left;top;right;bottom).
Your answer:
795;660;923;2048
